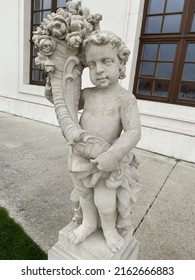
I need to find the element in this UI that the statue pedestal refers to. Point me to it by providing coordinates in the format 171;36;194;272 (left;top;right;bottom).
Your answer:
48;222;139;260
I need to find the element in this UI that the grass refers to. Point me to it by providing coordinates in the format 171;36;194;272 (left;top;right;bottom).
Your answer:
0;207;47;260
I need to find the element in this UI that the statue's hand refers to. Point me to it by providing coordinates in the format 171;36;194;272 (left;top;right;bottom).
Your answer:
71;130;84;143
90;152;119;172
71;131;110;159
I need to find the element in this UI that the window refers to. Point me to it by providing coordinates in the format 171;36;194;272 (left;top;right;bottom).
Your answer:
134;0;195;107
30;0;71;85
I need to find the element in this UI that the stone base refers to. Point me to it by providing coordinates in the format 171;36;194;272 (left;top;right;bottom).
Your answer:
48;222;139;260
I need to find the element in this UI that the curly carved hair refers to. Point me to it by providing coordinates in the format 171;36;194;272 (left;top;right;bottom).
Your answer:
82;30;130;79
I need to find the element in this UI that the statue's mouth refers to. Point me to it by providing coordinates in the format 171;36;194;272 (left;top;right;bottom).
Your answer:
97;77;107;82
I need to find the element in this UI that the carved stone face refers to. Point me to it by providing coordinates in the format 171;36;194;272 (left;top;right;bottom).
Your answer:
85;44;120;88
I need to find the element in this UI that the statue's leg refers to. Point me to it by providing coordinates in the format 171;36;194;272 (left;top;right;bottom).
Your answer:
117;207;132;230
94;177;125;252
69;174;98;244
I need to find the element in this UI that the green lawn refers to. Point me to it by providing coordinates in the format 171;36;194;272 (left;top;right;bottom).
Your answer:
0;207;47;260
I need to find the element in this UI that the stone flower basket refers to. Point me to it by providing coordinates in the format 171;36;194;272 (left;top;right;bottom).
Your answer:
33;1;105;152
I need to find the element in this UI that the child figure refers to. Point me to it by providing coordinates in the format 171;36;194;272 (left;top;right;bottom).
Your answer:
67;30;141;253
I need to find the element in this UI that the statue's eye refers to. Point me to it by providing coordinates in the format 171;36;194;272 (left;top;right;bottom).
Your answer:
104;59;112;65
88;63;95;69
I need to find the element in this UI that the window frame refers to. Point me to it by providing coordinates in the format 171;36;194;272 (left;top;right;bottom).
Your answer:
133;0;195;107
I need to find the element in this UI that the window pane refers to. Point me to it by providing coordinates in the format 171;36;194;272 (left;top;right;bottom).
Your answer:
32;70;40;81
40;71;47;83
153;80;169;97
148;0;165;14
145;16;163;33
159;44;177;60
156;63;173;79
179;82;195;100
43;0;51;9
34;0;42;11
33;12;42;24
137;79;153;95
142;44;158;60
166;0;184;13
182;64;195;81
140;62;155;76
163;15;182;33
57;0;68;8
43;10;51;20
186;44;195;62
33;47;39;56
32;60;39;69
191;14;195;32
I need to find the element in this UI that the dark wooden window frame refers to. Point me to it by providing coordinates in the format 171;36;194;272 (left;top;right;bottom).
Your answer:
30;0;70;86
133;0;195;107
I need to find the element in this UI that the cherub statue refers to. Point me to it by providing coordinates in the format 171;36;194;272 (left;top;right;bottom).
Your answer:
33;2;141;254
68;31;141;252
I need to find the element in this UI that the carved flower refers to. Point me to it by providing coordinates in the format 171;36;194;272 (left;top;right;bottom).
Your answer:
66;1;81;15
87;13;102;30
37;36;56;56
35;53;46;68
68;15;94;39
78;7;90;18
44;59;55;73
83;19;93;33
47;15;68;39
66;32;82;48
69;15;84;32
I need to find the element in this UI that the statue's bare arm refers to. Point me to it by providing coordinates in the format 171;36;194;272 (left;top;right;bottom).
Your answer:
92;94;141;172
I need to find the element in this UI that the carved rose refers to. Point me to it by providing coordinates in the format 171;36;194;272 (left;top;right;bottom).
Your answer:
69;15;84;32
66;1;81;15
78;7;90;18
37;36;56;56
68;15;94;40
66;32;82;48
47;15;68;39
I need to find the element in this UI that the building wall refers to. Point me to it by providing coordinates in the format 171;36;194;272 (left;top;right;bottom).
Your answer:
0;0;57;125
0;0;19;99
0;0;194;162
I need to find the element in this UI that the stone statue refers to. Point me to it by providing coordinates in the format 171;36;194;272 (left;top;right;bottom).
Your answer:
33;1;141;258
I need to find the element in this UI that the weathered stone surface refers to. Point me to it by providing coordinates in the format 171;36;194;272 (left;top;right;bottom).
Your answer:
48;222;139;260
33;2;142;257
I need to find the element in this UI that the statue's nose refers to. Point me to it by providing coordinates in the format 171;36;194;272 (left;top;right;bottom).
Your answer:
96;63;104;74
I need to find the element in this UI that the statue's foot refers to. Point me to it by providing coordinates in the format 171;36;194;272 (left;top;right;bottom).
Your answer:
117;216;132;229
69;224;96;244
103;228;124;253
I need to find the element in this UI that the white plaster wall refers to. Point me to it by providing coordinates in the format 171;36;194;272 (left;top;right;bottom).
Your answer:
137;101;195;162
0;0;19;98
82;0;130;37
